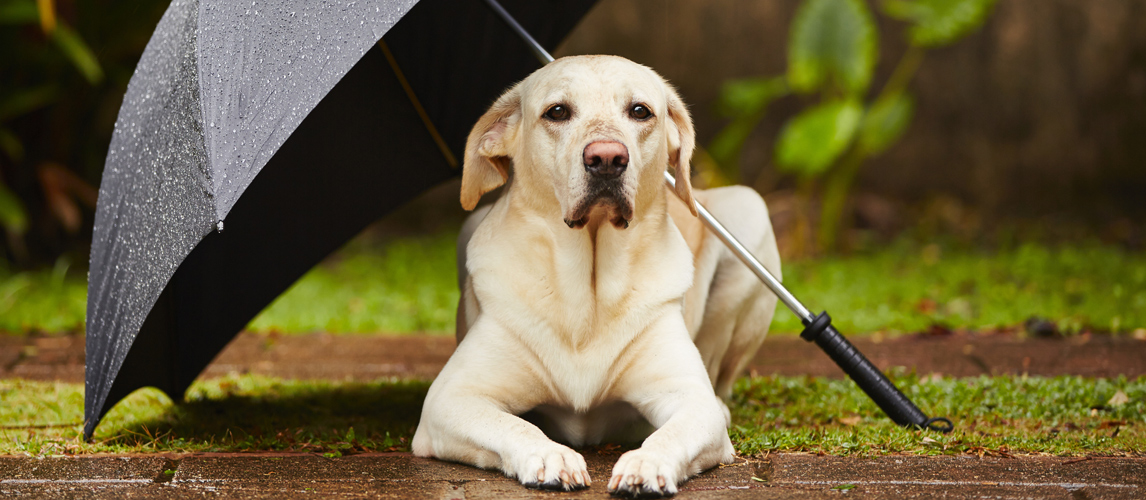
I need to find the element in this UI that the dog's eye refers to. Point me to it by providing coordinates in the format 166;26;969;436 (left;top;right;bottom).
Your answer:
543;105;570;122
629;104;653;121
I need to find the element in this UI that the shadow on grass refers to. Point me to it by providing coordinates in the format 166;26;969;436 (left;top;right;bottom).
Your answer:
98;376;430;454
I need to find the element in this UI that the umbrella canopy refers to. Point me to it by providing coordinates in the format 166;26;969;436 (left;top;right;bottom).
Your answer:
85;0;596;439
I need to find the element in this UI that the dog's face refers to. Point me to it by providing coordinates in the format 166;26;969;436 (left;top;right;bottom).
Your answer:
460;55;697;228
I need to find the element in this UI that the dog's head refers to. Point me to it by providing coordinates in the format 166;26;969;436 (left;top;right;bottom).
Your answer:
460;55;696;229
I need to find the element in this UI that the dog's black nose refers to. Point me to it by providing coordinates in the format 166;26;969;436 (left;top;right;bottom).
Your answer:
583;141;629;179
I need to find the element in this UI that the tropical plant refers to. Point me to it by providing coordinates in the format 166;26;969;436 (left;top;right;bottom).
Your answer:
709;0;997;253
0;0;167;264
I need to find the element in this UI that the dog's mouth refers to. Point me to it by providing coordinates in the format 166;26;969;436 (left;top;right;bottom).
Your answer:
563;182;633;230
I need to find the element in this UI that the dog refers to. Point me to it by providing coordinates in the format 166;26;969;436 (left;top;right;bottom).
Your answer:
412;55;781;497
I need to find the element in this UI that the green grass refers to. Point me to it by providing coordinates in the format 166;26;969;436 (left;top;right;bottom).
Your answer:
3;236;1145;335
0;258;86;333
772;241;1146;335
1;375;427;456
247;233;459;334
2;374;1142;457
730;372;1144;456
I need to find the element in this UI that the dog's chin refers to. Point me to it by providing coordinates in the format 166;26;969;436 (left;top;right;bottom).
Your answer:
564;197;634;230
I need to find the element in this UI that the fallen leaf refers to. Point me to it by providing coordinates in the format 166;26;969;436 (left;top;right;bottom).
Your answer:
751;476;766;482
916;298;937;314
921;437;938;444
1108;391;1129;407
839;416;862;426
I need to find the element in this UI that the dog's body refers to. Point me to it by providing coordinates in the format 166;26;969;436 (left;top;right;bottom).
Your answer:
412;56;780;497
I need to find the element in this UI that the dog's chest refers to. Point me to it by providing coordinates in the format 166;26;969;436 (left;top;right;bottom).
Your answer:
538;345;627;410
469;215;694;409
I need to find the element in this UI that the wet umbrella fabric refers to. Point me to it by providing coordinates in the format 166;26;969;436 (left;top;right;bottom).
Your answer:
84;0;595;439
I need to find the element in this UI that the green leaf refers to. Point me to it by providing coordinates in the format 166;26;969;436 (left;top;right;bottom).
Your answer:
0;85;59;122
0;0;38;24
0;181;28;234
883;0;997;48
788;0;879;95
0;128;25;163
52;23;104;85
709;77;789;171
716;77;789;118
857;92;914;155
776;99;863;176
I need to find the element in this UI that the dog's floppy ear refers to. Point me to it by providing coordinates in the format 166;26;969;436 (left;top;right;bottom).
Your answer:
664;82;697;216
461;84;522;211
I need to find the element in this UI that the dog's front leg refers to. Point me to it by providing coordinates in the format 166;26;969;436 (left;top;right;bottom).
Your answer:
609;322;736;497
412;334;590;491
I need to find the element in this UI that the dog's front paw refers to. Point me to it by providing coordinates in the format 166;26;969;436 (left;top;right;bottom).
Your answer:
607;449;682;498
510;443;590;491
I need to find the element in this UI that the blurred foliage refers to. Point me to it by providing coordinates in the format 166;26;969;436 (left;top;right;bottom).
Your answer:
4;233;1145;336
787;0;878;96
4;373;1142;456
0;0;168;266
0;255;85;332
710;0;996;255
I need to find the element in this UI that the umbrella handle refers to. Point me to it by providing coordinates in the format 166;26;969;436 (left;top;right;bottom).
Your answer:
801;312;953;433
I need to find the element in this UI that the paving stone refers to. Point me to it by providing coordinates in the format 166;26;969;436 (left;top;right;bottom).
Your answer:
0;456;168;482
174;454;505;483
2;453;1143;499
766;454;1145;499
0;457;173;499
0;483;180;499
170;479;460;498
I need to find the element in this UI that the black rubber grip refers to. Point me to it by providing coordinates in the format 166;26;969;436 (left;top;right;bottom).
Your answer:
801;312;953;432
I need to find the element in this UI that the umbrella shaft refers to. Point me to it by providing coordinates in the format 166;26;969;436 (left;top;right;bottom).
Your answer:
483;0;555;64
663;172;813;321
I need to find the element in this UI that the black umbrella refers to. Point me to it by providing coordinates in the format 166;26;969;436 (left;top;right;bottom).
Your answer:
84;0;596;439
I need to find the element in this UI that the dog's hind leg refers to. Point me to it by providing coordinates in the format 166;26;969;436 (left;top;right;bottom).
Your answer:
689;186;781;399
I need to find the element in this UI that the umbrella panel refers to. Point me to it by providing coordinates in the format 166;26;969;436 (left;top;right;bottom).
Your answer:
89;46;454;437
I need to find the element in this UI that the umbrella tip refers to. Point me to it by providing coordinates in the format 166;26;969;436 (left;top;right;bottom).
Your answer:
216;220;225;233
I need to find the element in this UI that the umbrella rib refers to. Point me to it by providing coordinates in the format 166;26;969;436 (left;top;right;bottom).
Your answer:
377;39;459;169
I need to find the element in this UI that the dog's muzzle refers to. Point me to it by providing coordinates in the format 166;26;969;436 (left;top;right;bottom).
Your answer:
564;140;634;230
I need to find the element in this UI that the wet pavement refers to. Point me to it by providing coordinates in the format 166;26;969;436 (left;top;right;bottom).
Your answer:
3;331;1144;383
3;332;1144;498
1;453;1142;499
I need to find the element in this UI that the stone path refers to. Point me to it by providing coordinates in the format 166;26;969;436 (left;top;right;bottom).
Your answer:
2;453;1143;499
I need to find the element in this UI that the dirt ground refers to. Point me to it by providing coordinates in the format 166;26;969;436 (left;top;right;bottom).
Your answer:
2;331;1143;383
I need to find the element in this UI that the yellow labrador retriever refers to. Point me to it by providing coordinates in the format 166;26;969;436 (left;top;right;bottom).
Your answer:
412;55;781;497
